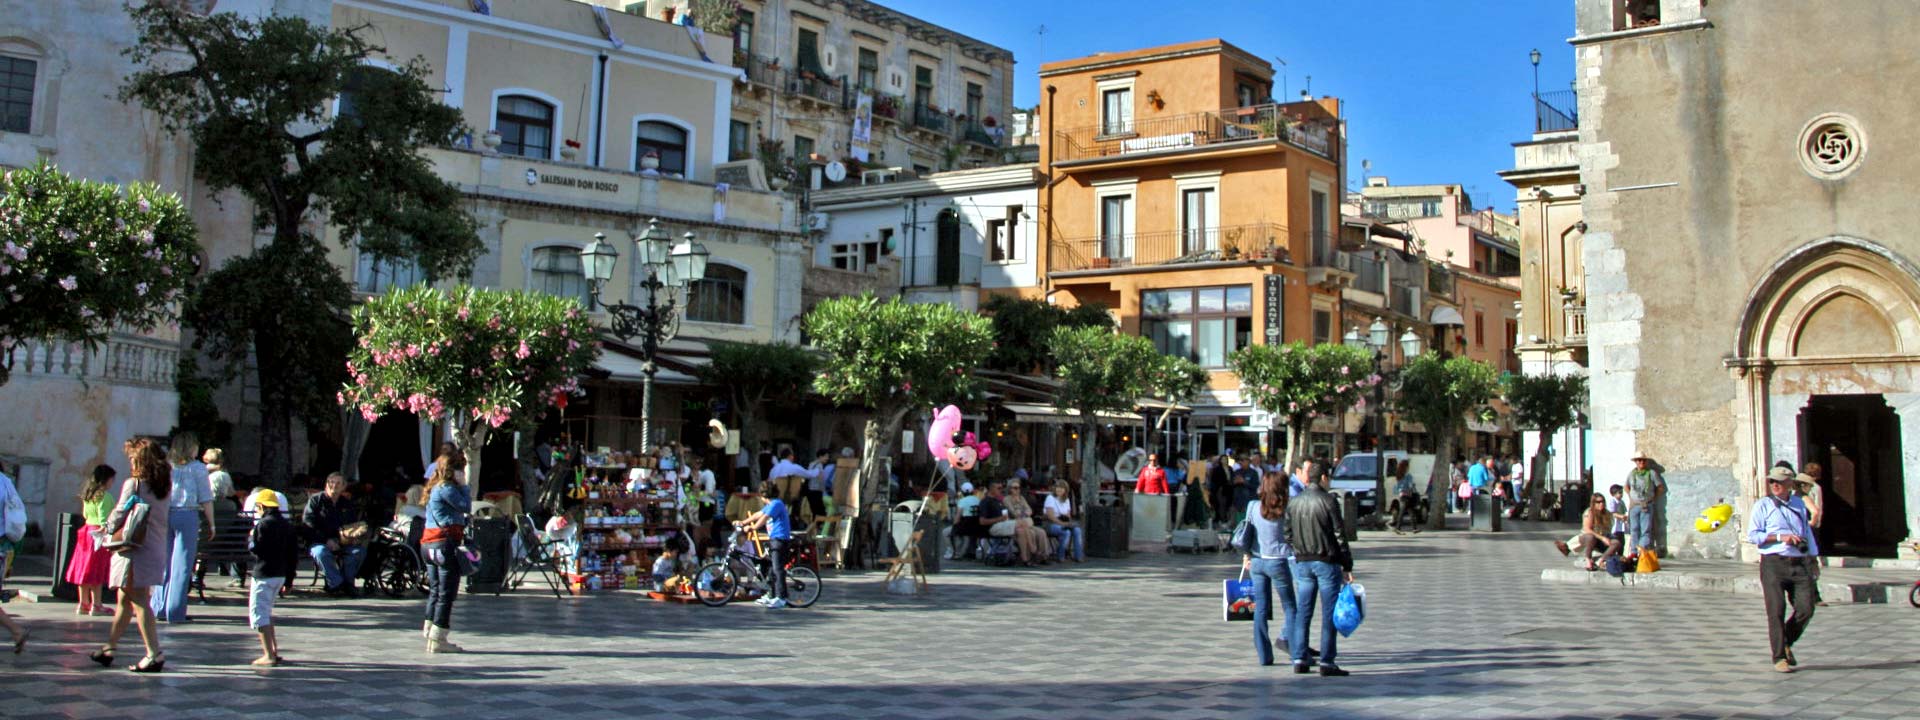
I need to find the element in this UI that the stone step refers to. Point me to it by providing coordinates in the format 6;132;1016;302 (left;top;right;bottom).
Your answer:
1823;555;1920;570
1540;566;1915;604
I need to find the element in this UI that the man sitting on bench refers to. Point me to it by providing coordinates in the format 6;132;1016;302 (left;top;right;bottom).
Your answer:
302;473;366;597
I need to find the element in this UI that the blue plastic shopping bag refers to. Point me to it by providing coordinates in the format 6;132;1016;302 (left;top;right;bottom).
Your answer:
1332;582;1366;637
1222;569;1255;622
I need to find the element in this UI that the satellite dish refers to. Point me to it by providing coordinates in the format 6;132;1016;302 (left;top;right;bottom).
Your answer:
708;419;728;449
824;161;847;183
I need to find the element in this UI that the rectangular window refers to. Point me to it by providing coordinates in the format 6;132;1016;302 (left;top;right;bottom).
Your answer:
873;229;891;266
965;82;983;120
1100;194;1130;260
728;120;752;162
1237;82;1258;108
1101;87;1132;135
985;219;1006;262
735;10;754;53
792;135;814;163
914;66;933;108
1181;187;1213;254
796;28;824;74
1475;311;1486;347
830;243;864;271
1310;189;1330;258
1313;310;1332;345
857;48;879;91
997;205;1022;262
1140;285;1253;368
356;247;424;295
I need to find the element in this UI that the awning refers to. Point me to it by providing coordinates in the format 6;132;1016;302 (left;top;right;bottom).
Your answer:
593;337;711;385
999;402;1139;426
1467;416;1508;434
1430;306;1466;326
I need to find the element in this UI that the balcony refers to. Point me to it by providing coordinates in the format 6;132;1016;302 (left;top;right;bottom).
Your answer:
1050;104;1334;167
786;70;845;108
1048;223;1289;274
743;55;781;89
1563;302;1587;345
1391;283;1422;318
1306;240;1355;287
913;103;949;134
962;121;1000;148
1533;90;1578;133
1349;252;1386;294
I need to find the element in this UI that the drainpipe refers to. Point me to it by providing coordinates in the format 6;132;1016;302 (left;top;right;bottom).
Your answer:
593;54;609;166
1043;84;1057;301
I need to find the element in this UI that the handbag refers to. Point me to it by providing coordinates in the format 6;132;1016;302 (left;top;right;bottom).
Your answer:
1636;547;1660;573
1;481;25;543
1229;518;1254;555
338;521;371;546
102;492;152;554
1222;567;1255;622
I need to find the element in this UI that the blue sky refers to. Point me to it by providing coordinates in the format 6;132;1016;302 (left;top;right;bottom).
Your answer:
881;0;1576;212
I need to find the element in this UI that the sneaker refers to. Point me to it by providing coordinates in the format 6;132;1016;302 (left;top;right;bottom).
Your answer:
752;597;773;606
766;598;789;609
1318;665;1350;677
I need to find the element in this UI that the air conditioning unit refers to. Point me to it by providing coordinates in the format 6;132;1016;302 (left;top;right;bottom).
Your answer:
806;212;831;232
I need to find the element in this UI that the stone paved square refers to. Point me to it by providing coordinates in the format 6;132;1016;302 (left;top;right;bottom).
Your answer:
2;519;1916;719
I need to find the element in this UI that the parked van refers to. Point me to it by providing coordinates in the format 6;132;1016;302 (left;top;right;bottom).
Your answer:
1328;451;1436;516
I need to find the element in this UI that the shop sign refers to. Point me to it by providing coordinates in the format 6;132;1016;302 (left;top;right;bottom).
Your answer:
1264;274;1284;344
526;168;621;193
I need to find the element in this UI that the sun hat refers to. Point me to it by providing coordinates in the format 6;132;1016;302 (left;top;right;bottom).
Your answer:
1765;467;1795;484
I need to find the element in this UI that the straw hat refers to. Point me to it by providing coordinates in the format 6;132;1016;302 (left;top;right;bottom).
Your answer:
1765;467;1795;484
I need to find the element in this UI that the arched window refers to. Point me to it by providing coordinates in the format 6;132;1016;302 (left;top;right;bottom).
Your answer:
687;263;747;325
635;120;688;175
496;94;555;159
529;245;592;308
0;40;44;134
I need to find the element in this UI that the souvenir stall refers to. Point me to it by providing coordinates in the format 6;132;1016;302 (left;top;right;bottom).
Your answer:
550;448;715;593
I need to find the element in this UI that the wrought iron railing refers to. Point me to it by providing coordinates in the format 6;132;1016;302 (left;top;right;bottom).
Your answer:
1391;283;1421;317
1051;104;1333;163
963;122;999;147
1049;223;1289;272
1534;90;1578;133
913;103;948;133
743;55;781;88
787;71;844;106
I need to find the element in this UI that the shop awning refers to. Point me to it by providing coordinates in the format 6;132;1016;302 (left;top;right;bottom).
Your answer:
1430;306;1467;326
593;337;711;385
999;402;1139;426
1467;416;1508;434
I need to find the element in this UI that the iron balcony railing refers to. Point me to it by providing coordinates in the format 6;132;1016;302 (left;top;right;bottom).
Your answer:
1049;222;1289;273
1534;90;1578;133
1349;252;1386;294
1051;104;1334;163
743;55;781;88
787;71;845;106
913;103;948;133
905;252;984;287
963;121;999;147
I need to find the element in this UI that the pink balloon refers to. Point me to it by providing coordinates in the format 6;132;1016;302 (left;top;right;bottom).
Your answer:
927;405;963;458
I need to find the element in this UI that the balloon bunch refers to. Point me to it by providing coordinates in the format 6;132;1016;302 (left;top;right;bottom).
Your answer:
927;405;993;471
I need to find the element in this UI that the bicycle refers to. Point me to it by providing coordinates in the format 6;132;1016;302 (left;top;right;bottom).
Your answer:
693;530;821;608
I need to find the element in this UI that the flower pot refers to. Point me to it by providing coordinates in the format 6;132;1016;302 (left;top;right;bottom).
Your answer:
770;175;790;191
482;131;502;150
560;145;580;161
641;154;660;171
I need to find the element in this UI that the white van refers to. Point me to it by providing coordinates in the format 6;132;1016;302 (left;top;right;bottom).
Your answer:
1328;451;1435;515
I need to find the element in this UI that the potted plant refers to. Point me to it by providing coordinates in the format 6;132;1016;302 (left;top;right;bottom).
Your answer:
983;115;998;128
640;149;661;171
561;139;582;161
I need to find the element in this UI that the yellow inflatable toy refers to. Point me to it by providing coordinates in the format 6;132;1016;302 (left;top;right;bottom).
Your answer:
1694;503;1734;533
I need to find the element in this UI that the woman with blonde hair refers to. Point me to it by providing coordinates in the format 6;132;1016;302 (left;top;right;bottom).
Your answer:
94;438;173;672
1004;480;1052;565
65;465;119;616
151;431;214;624
421;454;471;652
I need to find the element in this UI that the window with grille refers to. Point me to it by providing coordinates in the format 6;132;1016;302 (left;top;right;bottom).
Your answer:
1;55;37;133
496;95;555;159
688;264;747;324
530;246;592;308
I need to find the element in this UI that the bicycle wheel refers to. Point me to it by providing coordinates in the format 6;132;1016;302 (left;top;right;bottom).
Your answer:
694;561;739;607
1909;583;1920;608
784;566;822;608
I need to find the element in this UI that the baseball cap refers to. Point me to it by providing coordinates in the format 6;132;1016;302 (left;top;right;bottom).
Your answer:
251;488;280;508
960;482;975;493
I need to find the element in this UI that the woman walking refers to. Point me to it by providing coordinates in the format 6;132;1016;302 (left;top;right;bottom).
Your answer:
2;461;29;653
66;465;118;616
95;438;172;672
1244;472;1300;667
422;454;471;653
152;432;214;623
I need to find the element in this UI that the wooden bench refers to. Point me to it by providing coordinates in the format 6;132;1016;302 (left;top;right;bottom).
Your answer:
192;509;257;601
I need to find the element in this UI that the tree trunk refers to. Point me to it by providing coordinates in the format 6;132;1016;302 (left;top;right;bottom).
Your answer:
1425;429;1455;530
253;330;294;489
1281;416;1304;473
460;423;491;493
1078;418;1101;513
1528;430;1556;522
856;406;910;517
737;399;761;491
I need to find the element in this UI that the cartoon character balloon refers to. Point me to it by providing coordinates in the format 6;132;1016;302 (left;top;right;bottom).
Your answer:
1694;502;1735;533
926;405;993;471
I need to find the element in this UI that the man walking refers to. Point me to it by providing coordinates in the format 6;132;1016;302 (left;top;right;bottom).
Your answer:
1287;475;1354;677
1625;455;1666;555
1748;466;1819;673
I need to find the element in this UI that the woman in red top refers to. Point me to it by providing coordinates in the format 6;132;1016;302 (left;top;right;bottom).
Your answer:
1135;454;1170;495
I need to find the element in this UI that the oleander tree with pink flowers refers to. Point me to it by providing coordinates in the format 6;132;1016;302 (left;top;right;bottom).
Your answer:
1228;340;1379;471
0;161;201;386
342;285;599;485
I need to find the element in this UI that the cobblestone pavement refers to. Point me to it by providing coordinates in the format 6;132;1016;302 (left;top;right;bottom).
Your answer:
2;517;1916;719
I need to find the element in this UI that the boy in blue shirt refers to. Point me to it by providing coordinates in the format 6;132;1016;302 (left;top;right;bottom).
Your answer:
738;497;792;609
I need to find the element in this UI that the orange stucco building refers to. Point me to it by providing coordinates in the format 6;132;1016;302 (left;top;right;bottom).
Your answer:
1032;39;1350;456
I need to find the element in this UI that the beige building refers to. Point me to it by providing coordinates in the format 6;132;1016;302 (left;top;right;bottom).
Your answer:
631;0;1015;179
0;0;200;534
1359;178;1522;282
1574;0;1920;559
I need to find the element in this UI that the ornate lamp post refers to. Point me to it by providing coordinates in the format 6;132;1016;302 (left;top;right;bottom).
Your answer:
579;218;710;450
1345;318;1423;519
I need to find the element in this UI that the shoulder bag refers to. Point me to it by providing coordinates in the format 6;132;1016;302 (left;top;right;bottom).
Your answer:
101;483;152;554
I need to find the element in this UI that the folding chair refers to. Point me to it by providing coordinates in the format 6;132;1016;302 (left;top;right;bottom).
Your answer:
880;529;928;591
501;513;568;599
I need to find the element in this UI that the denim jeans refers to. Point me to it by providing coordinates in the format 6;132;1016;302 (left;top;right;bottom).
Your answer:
767;539;788;601
310;542;368;590
1290;560;1345;667
1629;506;1654;550
424;542;463;629
150;508;200;623
1249;557;1297;666
1047;524;1084;561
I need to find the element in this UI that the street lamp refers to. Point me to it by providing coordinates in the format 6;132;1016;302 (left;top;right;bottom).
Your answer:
578;218;710;451
1346;319;1424;522
1530;48;1541;98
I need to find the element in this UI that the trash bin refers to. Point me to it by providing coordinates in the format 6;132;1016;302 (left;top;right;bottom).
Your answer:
1086;504;1132;559
466;517;514;593
1340;493;1361;541
51;513;83;602
1471;495;1503;532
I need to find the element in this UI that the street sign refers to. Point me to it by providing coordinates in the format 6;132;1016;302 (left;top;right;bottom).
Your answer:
1264;274;1284;344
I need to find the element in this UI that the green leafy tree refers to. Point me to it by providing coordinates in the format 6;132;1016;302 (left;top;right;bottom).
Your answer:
804;295;993;521
1142;353;1209;464
1049;326;1196;511
0;162;200;386
341;286;598;489
1398;352;1502;530
980;295;1111;374
121;5;482;487
699;341;820;488
1505;372;1589;520
1229;341;1377;471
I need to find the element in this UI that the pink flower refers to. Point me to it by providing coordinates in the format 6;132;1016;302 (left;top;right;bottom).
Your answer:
405;344;421;358
427;345;441;356
58;275;76;291
456;306;471;320
361;406;380;423
1341;365;1350;375
137;198;151;213
488;317;501;330
567;340;580;351
336;391;346;405
902;382;913;392
515;341;530;359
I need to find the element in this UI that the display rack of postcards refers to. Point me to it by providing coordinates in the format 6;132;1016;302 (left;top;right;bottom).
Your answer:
566;465;685;592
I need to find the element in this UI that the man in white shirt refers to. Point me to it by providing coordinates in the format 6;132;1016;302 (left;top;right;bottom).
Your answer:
766;448;816;506
804;449;834;516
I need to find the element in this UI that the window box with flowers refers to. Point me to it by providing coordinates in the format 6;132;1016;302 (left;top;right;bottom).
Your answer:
560;139;582;161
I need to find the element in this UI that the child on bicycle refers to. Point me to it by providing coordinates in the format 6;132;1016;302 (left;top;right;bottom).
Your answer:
737;497;791;609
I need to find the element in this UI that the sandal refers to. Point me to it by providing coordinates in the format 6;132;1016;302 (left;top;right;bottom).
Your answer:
11;630;25;655
89;646;115;667
250;656;279;667
129;654;166;673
